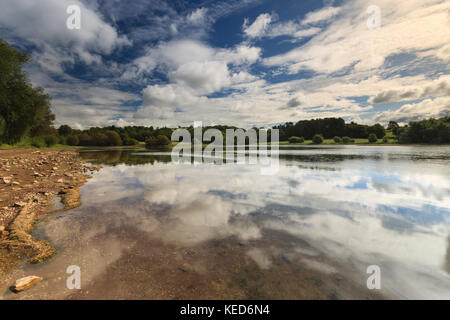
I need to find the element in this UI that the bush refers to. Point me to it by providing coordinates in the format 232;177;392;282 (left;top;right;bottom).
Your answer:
382;136;389;143
123;137;139;146
146;135;171;149
31;136;46;148
91;133;109;146
288;136;304;144
66;135;79;146
333;136;342;143
312;134;324;144
342;136;352;144
43;135;59;147
368;133;378;143
105;130;122;146
78;133;92;146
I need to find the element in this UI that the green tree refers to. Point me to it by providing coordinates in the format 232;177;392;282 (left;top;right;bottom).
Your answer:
312;134;324;144
368;133;378;143
66;135;79;146
58;125;73;136
146;135;171;149
342;136;352;144
105;130;122;146
387;121;400;135
0;38;55;144
288;136;304;143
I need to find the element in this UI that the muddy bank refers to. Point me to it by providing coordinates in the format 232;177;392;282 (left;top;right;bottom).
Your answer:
0;149;100;275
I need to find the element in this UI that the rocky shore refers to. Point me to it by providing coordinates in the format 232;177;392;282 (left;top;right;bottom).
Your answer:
0;149;101;276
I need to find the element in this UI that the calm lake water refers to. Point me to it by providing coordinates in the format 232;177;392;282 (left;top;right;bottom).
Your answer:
2;145;450;299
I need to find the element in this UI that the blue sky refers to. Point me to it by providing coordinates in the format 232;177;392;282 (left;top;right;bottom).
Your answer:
0;0;449;129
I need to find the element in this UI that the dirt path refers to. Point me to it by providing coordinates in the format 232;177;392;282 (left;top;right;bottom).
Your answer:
0;149;100;275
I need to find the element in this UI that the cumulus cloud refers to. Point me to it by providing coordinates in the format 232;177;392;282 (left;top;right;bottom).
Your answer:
243;13;273;38
369;76;450;104
373;97;450;123
0;0;130;69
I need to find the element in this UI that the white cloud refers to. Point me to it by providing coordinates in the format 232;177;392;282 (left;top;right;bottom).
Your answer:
243;13;273;38
373;97;450;124
264;0;450;74
187;8;209;25
301;6;341;25
0;0;130;69
369;75;450;104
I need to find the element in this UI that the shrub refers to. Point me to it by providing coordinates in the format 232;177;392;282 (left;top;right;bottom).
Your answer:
382;136;389;143
312;134;324;144
146;135;171;149
66;135;79;146
91;133;109;146
105;130;122;146
31;136;46;148
43;135;59;147
368;133;378;143
78;133;92;146
342;136;352;144
58;125;72;136
123;137;139;146
288;136;304;144
333;136;342;143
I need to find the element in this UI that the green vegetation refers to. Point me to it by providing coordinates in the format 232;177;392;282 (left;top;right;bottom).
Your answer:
333;136;342;143
368;133;378;143
342;136;353;144
145;135;171;150
312;134;324;144
0;38;55;145
397;117;450;144
288;136;304;143
274;118;386;141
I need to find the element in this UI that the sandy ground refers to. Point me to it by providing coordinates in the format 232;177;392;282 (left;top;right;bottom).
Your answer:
0;149;100;276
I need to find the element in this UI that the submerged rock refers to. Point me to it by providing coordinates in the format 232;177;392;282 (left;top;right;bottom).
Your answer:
11;276;43;292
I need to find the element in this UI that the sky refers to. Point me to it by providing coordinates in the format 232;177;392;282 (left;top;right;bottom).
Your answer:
0;0;449;129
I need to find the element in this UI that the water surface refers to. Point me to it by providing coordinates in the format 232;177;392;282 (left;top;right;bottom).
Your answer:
2;145;450;299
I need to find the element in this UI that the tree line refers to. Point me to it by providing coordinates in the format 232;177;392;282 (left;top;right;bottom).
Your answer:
274;118;386;141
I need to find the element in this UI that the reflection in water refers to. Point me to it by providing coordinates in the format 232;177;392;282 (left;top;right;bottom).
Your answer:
1;146;450;299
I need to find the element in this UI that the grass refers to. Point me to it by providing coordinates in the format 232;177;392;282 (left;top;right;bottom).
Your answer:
280;138;399;145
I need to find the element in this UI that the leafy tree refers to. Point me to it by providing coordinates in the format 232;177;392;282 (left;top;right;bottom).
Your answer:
387;121;400;135
58;125;73;136
44;135;58;147
0;115;5;138
368;133;378;143
146;135;171;149
367;123;385;139
288;136;304;143
342;136;352;144
105;130;122;146
66;135;79;146
0;38;55;144
398;117;450;144
312;134;324;144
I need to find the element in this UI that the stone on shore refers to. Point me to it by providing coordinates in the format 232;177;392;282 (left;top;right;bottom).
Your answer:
11;276;43;292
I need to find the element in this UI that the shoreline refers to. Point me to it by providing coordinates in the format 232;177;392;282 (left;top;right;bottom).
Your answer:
0;149;100;276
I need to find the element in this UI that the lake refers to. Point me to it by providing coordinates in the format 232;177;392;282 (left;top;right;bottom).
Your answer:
2;145;450;299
